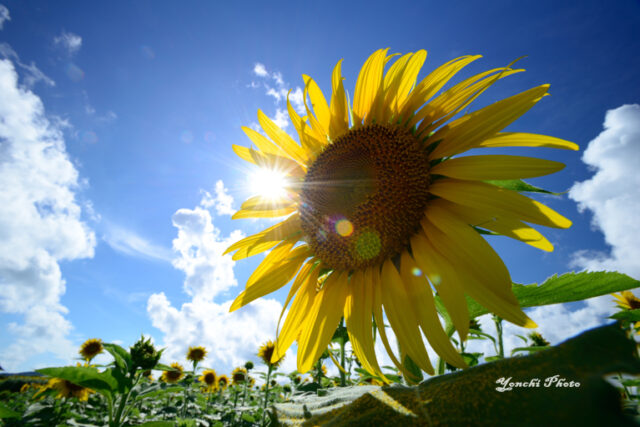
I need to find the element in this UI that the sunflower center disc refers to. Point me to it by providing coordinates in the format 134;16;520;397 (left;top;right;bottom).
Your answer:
300;123;431;271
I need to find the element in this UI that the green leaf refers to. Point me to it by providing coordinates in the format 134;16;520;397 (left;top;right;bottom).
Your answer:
467;271;640;319
485;179;562;195
511;346;550;355
610;309;640;321
103;343;132;372
241;413;256;423
36;366;117;396
155;363;176;371
138;422;175;427
0;402;20;419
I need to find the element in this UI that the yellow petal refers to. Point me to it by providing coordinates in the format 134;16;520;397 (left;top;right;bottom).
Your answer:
329;59;349;138
225;214;302;260
287;90;325;156
422;210;515;303
479;132;579;151
410;231;469;341
232;144;256;164
429;85;550;159
400;55;481;122
380;259;434;375
230;245;309;312
352;48;389;123
241;126;285;157
429;179;572;229
399;252;466;369
231;205;297;220
273;260;319;360
416;67;524;136
249;148;306;178
303;74;331;136
430;199;553;252
240;195;296;212
431;155;565;180
391;50;427;116
422;218;534;328
345;269;385;380
257;110;308;164
297;272;349;373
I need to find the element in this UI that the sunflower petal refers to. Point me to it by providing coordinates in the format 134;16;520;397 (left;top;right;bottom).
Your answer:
303;74;331;136
380;259;434;375
399;252;466;369
225;214;302;260
430;179;572;229
240;194;296;211
287;90;325;156
430;199;554;252
257;109;307;164
249;148;307;178
298;272;349;372
232;144;256;164
273;260;320;360
230;245;309;312
430;85;550;158
479;132;579;150
329;59;349;138
231;206;297;220
392;50;427;116
431;155;565;180
353;48;389;123
345;269;385;380
241;126;284;156
410;231;469;340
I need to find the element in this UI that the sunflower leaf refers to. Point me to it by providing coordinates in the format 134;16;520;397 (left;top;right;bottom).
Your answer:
0;402;20;419
466;271;640;319
103;343;132;373
485;179;563;195
36;366;117;396
610;309;640;321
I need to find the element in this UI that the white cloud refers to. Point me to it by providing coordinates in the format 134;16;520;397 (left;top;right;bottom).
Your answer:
0;59;95;370
0;4;10;30
0;43;55;87
200;180;235;216
466;294;617;361
253;63;268;77
103;224;172;262
273;108;290;130
250;62;306;115
54;31;82;56
147;186;304;375
569;104;640;279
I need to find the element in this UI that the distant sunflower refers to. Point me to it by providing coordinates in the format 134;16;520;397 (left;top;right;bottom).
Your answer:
258;340;283;368
186;346;207;363
231;367;247;385
161;363;184;383
199;369;217;392
227;49;576;378
217;374;229;389
613;291;640;310
79;338;103;362
45;378;93;401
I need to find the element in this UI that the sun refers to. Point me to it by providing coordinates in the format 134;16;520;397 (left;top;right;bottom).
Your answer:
249;168;290;200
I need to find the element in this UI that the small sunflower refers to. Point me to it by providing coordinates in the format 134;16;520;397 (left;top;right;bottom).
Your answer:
44;378;93;401
186;346;207;363
258;340;284;368
217;374;229;389
161;363;184;383
227;49;576;379
231;367;248;385
199;369;217;392
613;291;640;310
79;338;103;362
528;331;550;347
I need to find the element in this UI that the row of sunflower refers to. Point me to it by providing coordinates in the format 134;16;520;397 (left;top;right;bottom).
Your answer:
2;288;639;425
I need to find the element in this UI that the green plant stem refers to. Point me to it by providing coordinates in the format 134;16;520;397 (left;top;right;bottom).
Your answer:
339;341;346;387
112;371;141;427
494;316;504;358
261;365;273;426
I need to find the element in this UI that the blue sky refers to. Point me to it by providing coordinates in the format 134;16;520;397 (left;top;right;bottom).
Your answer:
1;0;639;375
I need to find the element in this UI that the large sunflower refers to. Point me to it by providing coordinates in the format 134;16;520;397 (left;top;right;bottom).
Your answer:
227;49;576;379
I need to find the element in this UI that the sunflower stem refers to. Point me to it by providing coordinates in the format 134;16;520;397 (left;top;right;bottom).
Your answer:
261;365;273;426
339;340;346;387
493;315;505;358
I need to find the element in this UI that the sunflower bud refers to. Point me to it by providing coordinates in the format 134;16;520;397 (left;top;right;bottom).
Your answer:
130;335;162;371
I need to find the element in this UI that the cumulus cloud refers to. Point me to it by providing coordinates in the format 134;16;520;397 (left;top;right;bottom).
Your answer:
0;43;55;87
54;31;82;56
253;63;268;77
147;185;302;374
569;104;640;279
0;59;95;370
0;4;10;30
200;180;235;216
